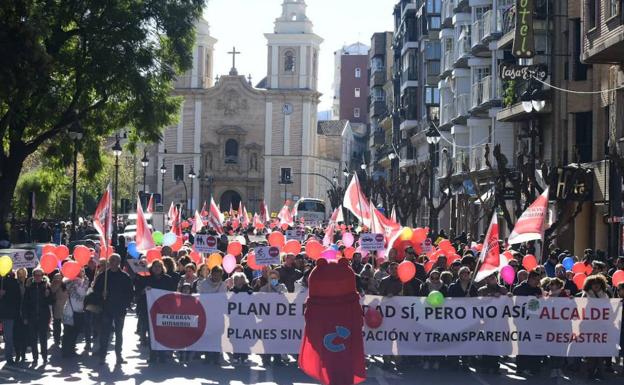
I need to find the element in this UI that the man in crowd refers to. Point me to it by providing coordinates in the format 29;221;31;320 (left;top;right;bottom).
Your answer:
275;253;302;293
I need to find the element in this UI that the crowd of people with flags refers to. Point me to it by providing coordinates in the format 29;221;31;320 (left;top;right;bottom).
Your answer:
1;175;623;381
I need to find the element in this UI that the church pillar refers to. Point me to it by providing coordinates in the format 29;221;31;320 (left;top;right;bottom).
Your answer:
191;45;198;88
284;114;290;156
301;101;311;196
264;102;273;209
193;98;202;209
177;101;184;153
299;46;307;88
270;46;279;88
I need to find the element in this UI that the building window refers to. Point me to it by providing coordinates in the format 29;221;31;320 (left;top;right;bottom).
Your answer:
575;112;592;162
280;168;292;184
425;87;440;105
587;0;598;30
371;57;384;72
372;87;385;102
354;88;361;98
353;108;361;118
225;139;239;164
284;50;296;72
427;0;441;13
174;165;184;181
355;67;362;78
607;0;620;18
572;19;588;80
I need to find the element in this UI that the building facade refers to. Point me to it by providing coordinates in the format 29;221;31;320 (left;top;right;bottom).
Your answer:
146;0;340;215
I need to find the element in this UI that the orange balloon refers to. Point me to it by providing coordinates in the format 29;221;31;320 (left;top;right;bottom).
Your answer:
573;273;587;291
305;240;323;260
207;253;223;269
246;253;262;271
612;270;624;287
268;232;286;248
227;241;243;256
397;261;416;283
284;240;301;255
255;222;265;230
54;245;70;261
522;254;538;271
40;252;58;274
572;262;586;274
61;261;81;280
411;228;427;244
146;248;162;264
73;245;92;266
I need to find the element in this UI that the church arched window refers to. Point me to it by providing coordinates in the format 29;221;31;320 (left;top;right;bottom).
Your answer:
284;50;296;73
225;139;238;164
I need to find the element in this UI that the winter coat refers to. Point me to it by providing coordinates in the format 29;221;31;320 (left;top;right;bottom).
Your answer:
23;281;54;321
0;276;21;319
196;278;227;294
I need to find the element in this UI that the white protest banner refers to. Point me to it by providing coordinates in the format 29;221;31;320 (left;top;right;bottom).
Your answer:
193;234;218;254
0;249;38;269
146;289;622;357
285;229;305;241
254;246;281;265
359;233;385;251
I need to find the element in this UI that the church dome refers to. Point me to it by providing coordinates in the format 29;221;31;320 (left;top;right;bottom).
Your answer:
195;16;211;36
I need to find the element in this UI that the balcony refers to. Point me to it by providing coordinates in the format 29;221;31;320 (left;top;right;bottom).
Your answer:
482;9;503;42
454;151;469;174
470;144;490;172
454;93;470;122
452;0;468;12
470;18;489;55
371;69;386;87
441;102;456;128
498;4;549;50
442;0;454;27
370;100;387;118
401;0;416;16
471;76;501;111
441;50;454;78
454;35;471;67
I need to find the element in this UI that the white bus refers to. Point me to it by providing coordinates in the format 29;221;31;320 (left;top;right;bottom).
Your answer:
294;198;327;226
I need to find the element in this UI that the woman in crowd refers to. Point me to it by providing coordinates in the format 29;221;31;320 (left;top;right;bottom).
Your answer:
230;272;253;365
13;267;29;363
61;268;89;358
145;259;176;364
477;273;508;374
23;267;54;365
177;263;197;292
50;272;68;345
259;269;287;366
197;265;227;294
582;274;611;380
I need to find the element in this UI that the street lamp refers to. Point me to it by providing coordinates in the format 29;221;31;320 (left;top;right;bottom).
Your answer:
112;135;123;245
188;166;196;213
425;124;441;233
68;118;83;240
520;83;546;200
160;159;167;210
141;150;149;196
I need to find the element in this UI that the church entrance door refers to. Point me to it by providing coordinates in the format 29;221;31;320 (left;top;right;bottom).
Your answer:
220;190;242;211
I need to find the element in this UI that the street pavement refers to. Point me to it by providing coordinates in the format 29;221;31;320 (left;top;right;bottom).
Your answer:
1;312;622;385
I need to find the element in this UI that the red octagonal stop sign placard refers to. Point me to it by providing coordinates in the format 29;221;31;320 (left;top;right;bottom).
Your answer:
149;293;206;349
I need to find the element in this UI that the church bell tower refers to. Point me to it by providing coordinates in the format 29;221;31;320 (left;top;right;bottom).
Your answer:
264;0;323;90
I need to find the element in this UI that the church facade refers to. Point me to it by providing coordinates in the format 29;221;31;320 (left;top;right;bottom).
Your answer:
147;0;340;215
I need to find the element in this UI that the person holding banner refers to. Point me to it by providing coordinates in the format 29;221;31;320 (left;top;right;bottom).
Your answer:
259;269;287;366
196;266;227;294
0;271;21;366
512;271;543;376
144;260;176;364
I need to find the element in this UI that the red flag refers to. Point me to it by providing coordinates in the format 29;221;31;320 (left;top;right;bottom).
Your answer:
508;188;550;245
208;196;224;234
171;206;182;236
241;204;250;227
200;201;208;218
263;201;270;222
253;213;262;228
329;205;344;224
136;195;155;252
147;194;154;214
342;173;371;226
372;205;402;258
278;201;294;227
167;202;175;226
191;210;204;235
391;205;397;223
475;213;501;282
93;184;113;246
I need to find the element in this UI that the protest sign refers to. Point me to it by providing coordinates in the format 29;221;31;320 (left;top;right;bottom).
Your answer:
0;249;38;269
285;229;305;241
194;234;218;253
255;246;281;265
359;233;385;251
147;289;622;357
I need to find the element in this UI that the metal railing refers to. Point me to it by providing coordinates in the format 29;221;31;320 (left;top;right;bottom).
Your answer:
482;9;503;39
456;94;470;118
471;18;484;47
471;81;483;109
481;75;503;104
455;151;468;174
501;5;515;36
455;35;471;62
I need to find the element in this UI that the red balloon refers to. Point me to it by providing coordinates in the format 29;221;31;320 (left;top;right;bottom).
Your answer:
73;245;92;266
572;262;586;274
612;270;624;287
246;253;262;271
438;239;451;250
522;254;538;271
146;248;162;264
343;247;355;259
364;307;383;329
411;227;427;244
397;261;416;283
228;241;243;256
503;250;514;261
446;253;461;267
475;243;483;252
573;273;587;291
40;252;58;274
424;260;435;273
255;222;265;230
172;236;184;252
283;240;301;255
584;264;594;276
61;261;81;280
54;245;70;261
181;220;190;229
99;245;114;260
42;244;56;256
305;240;323;260
231;219;240;229
189;250;202;265
268;232;286;248
280;223;289;231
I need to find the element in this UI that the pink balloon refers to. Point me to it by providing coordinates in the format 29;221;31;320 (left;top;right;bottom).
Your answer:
320;249;338;261
342;232;355;248
223;254;237;274
500;265;515;285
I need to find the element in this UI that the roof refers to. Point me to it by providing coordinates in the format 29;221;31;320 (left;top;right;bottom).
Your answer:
317;120;349;136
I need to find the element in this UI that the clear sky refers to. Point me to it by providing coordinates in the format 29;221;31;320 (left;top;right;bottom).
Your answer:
205;0;397;112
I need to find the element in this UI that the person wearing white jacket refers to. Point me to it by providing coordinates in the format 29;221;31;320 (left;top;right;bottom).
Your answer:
61;270;90;358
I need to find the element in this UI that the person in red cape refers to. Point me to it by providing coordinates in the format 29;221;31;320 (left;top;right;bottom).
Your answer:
298;258;366;385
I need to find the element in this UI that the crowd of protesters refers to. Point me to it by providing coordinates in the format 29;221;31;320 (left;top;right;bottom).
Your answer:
1;220;624;382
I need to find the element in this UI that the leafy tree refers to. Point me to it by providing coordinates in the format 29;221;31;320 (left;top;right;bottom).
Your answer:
0;0;205;239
